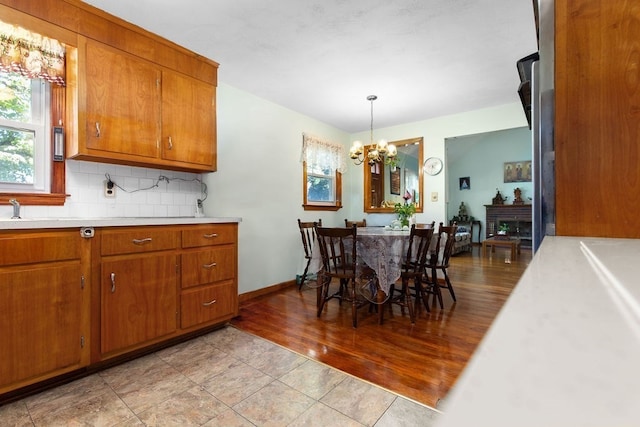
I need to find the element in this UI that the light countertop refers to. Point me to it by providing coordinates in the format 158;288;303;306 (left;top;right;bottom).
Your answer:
436;236;640;427
0;216;241;230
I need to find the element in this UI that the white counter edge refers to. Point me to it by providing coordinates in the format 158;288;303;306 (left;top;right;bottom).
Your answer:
0;217;242;230
435;235;640;427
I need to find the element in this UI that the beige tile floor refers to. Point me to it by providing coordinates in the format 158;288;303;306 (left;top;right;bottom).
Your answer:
0;325;441;426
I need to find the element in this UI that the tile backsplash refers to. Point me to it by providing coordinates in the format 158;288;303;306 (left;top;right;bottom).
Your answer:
2;160;206;219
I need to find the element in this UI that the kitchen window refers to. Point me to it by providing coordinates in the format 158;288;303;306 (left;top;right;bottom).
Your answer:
301;133;344;211
0;72;50;193
0;17;68;205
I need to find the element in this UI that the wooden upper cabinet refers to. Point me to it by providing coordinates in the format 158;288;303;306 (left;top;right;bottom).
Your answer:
84;39;161;159
161;71;216;169
72;36;217;173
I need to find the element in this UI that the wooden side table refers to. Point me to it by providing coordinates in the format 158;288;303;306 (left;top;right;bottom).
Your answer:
482;237;522;259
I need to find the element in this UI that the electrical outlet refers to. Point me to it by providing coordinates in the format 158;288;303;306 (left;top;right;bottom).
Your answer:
431;192;438;202
104;180;116;198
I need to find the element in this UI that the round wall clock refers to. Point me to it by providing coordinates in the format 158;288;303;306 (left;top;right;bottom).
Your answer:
424;157;443;176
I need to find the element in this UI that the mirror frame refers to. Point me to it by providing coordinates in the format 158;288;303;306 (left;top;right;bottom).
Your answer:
363;137;424;213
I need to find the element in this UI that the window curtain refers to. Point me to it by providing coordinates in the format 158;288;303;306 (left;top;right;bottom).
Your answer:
300;133;346;173
0;19;65;86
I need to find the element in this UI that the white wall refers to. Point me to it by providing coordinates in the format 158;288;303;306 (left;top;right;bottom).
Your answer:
205;83;350;294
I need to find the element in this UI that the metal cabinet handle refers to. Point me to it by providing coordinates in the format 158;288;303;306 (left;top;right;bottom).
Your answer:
202;299;217;306
203;233;218;238
110;272;116;293
132;238;153;245
168;136;173;150
203;262;217;269
95;122;101;138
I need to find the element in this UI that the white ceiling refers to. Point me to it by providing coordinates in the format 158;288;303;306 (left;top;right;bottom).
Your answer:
81;0;538;133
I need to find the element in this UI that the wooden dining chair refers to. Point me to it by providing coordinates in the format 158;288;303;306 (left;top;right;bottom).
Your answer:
383;224;435;324
314;224;367;328
297;218;321;289
344;218;367;228
424;222;459;309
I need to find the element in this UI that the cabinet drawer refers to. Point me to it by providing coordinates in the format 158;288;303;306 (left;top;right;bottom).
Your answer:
181;282;235;329
181;247;235;288
101;228;179;256
0;231;80;266
182;224;236;248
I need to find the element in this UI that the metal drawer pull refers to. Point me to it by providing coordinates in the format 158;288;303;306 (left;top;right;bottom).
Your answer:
110;272;116;293
95;122;101;137
168;136;173;150
203;262;217;268
203;233;218;238
202;299;217;306
132;238;153;245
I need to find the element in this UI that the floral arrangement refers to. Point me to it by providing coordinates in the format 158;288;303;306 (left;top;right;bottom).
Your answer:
394;202;416;227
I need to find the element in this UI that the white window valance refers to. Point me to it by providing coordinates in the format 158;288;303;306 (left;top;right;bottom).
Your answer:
300;133;346;173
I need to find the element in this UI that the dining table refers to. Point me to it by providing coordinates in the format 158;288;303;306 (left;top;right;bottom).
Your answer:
308;226;412;298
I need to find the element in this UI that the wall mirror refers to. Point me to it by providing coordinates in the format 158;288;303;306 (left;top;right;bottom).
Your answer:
363;137;424;213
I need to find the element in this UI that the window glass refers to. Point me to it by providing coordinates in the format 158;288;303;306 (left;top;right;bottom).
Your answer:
301;133;343;211
307;167;335;203
0;72;49;191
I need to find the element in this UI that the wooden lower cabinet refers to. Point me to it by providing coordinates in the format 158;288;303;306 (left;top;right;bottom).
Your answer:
0;230;90;395
181;281;235;329
0;222;238;400
179;224;238;331
100;253;178;355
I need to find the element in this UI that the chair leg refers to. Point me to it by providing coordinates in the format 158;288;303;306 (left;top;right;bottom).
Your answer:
299;258;311;289
316;275;331;317
406;278;416;323
442;268;456;302
432;267;444;309
350;279;358;328
415;277;432;314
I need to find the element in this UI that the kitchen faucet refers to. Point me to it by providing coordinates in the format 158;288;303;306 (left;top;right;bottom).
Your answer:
9;198;20;219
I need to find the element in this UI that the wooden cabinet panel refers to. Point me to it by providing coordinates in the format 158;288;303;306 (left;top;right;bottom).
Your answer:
84;39;161;159
182;224;237;248
100;228;179;256
555;0;640;237
0;264;84;391
161;71;216;170
100;254;177;355
0;231;81;266
181;282;235;329
181;247;236;289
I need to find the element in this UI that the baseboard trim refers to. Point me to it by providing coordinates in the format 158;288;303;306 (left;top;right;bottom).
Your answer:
239;279;297;303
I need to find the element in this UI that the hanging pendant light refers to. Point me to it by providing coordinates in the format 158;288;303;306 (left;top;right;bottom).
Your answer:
349;95;397;165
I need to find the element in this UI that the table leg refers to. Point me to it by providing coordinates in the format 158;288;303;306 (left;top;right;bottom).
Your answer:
377;288;386;325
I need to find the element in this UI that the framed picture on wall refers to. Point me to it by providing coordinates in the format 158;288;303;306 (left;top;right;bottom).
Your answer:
390;168;401;195
504;160;532;182
459;177;470;190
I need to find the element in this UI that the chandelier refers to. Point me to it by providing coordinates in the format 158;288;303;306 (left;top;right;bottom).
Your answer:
349;95;397;165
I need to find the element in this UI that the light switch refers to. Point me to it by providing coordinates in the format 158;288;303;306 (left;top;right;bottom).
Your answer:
431;192;438;202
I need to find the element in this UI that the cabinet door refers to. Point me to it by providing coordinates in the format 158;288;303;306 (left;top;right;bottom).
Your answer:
85;40;161;159
101;254;177;355
161;71;216;169
0;264;84;391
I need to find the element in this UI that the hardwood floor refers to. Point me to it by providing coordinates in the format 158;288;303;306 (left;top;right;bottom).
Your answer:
231;244;532;409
